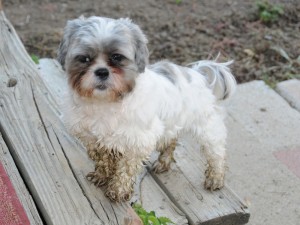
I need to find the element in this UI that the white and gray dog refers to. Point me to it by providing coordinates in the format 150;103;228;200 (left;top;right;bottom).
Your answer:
58;16;236;202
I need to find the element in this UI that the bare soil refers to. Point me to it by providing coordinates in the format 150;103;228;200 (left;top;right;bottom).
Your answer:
3;0;300;84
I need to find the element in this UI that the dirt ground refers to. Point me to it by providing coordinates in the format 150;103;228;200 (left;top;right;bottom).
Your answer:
3;0;300;84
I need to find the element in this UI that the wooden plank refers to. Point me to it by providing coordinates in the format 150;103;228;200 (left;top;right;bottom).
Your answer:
134;169;188;225
38;58;189;225
0;133;43;224
148;139;249;224
37;59;67;106
0;10;140;225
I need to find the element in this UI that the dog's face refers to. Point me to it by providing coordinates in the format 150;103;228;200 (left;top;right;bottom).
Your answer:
58;17;149;100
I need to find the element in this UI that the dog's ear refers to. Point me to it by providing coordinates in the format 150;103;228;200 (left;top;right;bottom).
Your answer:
119;18;149;73
57;16;85;69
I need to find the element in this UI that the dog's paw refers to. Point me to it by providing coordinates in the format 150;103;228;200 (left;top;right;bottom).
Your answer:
86;171;109;187
87;148;101;161
153;160;171;173
105;189;132;202
204;166;225;191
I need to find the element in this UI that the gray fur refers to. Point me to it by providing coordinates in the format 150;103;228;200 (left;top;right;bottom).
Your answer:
149;61;177;84
57;17;149;73
191;60;236;100
57;17;86;69
118;18;149;73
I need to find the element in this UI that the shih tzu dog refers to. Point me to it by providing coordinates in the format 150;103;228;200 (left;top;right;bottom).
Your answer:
58;16;236;202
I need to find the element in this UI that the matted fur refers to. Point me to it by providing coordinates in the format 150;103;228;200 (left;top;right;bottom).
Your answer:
58;16;237;202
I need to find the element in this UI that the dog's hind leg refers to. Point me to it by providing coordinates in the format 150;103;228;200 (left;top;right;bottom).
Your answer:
197;111;227;191
153;138;177;173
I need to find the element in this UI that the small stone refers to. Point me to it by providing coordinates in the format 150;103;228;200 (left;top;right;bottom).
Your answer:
260;108;267;112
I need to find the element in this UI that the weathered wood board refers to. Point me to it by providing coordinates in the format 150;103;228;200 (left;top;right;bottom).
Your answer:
0;133;43;224
149;136;250;225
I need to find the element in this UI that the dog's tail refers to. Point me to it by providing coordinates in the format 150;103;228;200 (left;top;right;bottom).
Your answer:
190;60;237;100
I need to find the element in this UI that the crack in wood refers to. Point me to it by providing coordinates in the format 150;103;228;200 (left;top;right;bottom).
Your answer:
30;83;55;151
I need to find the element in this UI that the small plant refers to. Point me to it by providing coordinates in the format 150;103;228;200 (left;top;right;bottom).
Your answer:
256;1;284;23
30;54;39;64
175;0;182;4
132;203;174;225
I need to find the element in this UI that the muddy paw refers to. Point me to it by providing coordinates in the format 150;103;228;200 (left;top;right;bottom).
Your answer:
86;171;109;187
204;167;225;191
153;160;171;173
105;189;132;202
87;148;101;161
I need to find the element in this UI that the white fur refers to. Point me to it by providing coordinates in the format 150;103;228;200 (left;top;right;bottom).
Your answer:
59;16;236;200
64;61;233;157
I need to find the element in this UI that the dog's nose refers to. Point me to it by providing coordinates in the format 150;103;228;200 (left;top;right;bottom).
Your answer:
94;68;109;80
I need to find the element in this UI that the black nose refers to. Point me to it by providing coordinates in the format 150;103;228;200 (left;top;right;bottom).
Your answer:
94;68;109;80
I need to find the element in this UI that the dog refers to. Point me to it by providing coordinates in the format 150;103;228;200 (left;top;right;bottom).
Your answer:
57;16;236;202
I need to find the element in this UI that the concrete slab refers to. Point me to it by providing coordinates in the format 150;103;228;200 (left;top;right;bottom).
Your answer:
276;79;300;112
222;81;300;225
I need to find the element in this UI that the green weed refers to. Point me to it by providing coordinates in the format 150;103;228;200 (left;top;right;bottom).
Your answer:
30;54;39;64
256;1;284;23
132;203;174;225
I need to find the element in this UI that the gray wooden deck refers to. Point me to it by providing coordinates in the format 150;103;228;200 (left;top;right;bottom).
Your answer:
0;5;250;225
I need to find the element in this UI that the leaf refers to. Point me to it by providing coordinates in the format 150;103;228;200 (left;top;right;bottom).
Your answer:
260;10;272;22
148;216;161;225
271;5;284;15
149;211;156;217
31;54;39;64
133;204;148;216
256;1;269;11
132;203;174;225
158;217;175;225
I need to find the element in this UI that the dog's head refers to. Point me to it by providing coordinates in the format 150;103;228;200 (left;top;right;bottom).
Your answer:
58;16;149;101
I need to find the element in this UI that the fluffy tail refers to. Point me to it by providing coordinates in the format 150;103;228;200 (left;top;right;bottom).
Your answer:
190;60;237;100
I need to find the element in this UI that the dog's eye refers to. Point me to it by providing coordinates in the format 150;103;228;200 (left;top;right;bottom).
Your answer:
76;55;91;63
110;54;125;64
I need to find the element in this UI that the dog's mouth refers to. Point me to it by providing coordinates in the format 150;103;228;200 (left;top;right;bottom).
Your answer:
95;84;107;90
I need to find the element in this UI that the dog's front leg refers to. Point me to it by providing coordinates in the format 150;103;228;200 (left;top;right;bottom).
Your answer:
105;152;147;202
87;148;121;187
